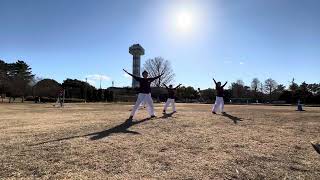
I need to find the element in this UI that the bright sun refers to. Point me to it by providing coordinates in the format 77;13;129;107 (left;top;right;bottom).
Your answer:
175;11;194;33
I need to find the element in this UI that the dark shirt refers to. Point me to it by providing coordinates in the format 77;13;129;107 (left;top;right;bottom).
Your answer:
59;91;64;98
132;76;160;94
216;86;224;97
166;88;177;99
214;81;227;97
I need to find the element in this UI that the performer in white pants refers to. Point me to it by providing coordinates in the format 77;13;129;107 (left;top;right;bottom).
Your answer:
163;84;182;114
212;78;227;114
123;69;163;121
130;93;154;117
54;89;65;107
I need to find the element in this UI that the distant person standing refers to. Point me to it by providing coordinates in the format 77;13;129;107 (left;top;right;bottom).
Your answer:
197;88;204;103
123;69;163;121
163;83;182;114
212;78;227;114
58;89;65;107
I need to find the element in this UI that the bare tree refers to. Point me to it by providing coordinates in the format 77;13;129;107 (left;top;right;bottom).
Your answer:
251;78;260;92
143;57;175;87
265;78;278;101
231;80;245;98
251;78;261;99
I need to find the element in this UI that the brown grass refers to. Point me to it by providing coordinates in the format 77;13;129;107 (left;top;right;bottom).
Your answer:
0;103;319;179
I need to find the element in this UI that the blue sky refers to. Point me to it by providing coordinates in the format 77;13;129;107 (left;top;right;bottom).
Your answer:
0;0;319;89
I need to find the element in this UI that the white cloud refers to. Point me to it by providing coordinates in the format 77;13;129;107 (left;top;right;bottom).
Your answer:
84;74;111;86
85;79;96;85
86;74;111;81
240;62;245;65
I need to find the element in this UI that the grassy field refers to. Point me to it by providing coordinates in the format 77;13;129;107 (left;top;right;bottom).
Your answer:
0;103;319;179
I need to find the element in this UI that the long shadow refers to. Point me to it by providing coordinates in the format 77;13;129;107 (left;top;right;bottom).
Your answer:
160;112;176;119
222;112;243;124
30;118;151;146
311;143;320;154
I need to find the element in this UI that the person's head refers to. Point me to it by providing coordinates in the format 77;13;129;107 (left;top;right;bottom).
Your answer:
169;85;173;88
217;82;221;87
142;70;149;78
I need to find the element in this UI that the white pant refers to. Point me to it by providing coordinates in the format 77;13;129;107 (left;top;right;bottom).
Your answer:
163;98;176;112
212;96;224;113
131;93;155;117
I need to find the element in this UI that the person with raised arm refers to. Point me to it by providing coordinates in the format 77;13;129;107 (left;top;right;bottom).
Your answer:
123;69;163;121
163;83;182;114
212;78;228;114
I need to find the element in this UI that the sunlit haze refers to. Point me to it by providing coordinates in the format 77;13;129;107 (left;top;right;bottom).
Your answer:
0;0;319;89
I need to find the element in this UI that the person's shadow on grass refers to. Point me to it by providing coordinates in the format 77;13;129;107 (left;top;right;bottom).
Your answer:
222;112;243;124
311;143;320;155
89;118;151;140
160;112;176;119
30;118;151;146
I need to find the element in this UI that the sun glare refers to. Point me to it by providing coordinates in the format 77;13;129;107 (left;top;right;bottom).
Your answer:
164;3;211;40
174;11;194;34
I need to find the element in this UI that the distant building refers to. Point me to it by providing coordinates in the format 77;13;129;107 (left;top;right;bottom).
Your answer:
106;44;167;102
129;44;144;88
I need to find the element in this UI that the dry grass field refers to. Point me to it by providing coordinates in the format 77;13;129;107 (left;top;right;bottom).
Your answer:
0;103;319;179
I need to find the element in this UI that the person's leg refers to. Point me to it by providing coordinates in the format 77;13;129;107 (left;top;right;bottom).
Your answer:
212;97;218;113
172;99;176;112
139;100;144;109
130;93;146;118
218;97;224;113
145;93;155;117
140;99;146;109
215;97;220;113
221;97;225;113
163;99;171;113
60;97;64;107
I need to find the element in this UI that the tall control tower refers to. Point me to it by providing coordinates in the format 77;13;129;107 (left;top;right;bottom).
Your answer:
129;44;145;88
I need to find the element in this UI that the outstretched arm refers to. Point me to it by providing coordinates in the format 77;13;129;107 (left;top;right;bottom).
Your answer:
213;78;217;85
123;69;140;80
222;81;228;88
174;84;182;89
150;73;164;81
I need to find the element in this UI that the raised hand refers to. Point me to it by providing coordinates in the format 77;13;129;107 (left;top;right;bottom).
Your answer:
175;84;182;89
222;81;228;87
213;78;217;84
123;69;135;77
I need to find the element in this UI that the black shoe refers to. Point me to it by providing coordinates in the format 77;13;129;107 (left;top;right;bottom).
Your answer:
162;110;166;114
150;115;156;119
212;111;216;114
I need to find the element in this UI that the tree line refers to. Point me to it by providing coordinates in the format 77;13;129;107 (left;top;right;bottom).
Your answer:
1;59;319;104
0;60;35;102
194;78;320;104
0;60;112;102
